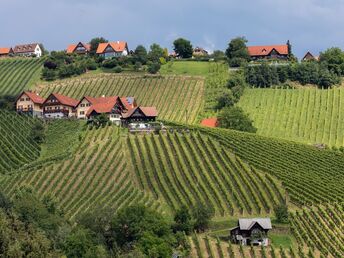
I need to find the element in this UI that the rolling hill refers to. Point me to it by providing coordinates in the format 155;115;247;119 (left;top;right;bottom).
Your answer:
34;74;205;123
238;87;344;147
0;58;42;95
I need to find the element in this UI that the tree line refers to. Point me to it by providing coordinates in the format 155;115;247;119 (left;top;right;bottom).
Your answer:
0;188;214;258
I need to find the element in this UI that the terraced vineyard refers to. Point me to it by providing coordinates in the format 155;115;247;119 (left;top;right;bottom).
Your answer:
35;74;204;123
128;132;285;217
290;204;344;257
0;58;42;95
0;124;160;219
202;127;344;207
238;88;344;147
188;234;313;258
0;110;41;174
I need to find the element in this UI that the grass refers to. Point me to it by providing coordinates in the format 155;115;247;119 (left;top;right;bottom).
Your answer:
270;233;294;248
160;61;213;76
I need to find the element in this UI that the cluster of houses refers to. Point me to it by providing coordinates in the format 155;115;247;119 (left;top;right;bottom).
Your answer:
0;43;43;58
16;91;158;125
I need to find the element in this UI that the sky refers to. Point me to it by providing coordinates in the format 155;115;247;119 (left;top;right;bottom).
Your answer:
1;0;344;58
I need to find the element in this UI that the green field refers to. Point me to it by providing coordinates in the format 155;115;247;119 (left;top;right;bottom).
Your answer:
0;58;42;95
160;61;213;76
35;74;204;124
0;110;41;174
238;88;344;147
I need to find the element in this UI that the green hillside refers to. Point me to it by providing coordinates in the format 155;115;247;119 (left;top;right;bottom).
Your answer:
0;58;42;95
35;74;204;123
238;88;344;147
0;110;41;173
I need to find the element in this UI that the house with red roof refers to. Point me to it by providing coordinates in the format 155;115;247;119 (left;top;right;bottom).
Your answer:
121;106;158;124
0;47;14;58
247;43;289;60
96;41;129;59
13;43;42;57
43;93;79;118
66;42;91;55
16;91;45;117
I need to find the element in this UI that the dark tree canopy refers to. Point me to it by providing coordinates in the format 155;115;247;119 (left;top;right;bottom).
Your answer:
218;106;257;133
173;38;193;58
134;45;148;65
225;37;250;67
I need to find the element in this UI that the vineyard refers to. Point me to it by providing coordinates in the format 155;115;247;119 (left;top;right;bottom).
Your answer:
238;88;344;147
0;110;41;174
127;132;284;217
201;127;344;207
188;234;317;258
0;58;42;96
34;74;205;123
290;204;344;257
0;124;160;219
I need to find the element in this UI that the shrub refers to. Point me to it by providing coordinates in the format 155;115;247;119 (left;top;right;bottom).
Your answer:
218;106;257;133
114;66;123;73
147;62;161;74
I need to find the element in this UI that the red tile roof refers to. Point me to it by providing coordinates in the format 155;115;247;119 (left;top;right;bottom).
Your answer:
0;48;12;55
49;93;79;107
247;45;288;57
120;97;136;109
80;96;118;106
66;42;91;54
201;118;219;128
96;41;128;54
13;43;40;54
122;106;158;118
86;101;117;116
18;91;45;104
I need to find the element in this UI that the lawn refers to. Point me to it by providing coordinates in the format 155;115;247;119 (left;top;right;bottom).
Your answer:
270;233;294;248
160;61;212;76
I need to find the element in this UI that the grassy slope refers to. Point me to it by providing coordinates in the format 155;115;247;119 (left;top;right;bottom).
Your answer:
34;73;205;124
238;87;344;147
0;58;42;96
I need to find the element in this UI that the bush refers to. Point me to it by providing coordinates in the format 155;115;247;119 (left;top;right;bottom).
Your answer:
114;66;123;73
218;106;257;133
216;89;236;109
192;202;214;232
147;62;161;74
274;204;289;223
102;58;118;69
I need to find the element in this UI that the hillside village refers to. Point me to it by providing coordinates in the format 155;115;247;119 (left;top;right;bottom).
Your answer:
1;33;344;258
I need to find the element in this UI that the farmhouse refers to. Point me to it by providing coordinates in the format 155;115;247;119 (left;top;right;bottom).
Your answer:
43;93;78;118
230;218;272;246
302;51;319;62
96;41;129;59
193;47;208;56
247;44;289;60
66;42;91;55
122;106;158;124
0;47;14;57
13;43;42;57
16;91;45;117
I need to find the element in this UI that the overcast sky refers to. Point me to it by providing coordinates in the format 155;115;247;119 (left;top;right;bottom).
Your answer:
1;0;344;58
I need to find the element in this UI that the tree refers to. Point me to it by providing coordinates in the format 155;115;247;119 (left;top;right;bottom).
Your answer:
89;37;108;56
30;120;45;144
173;38;193;58
218;106;257;133
225;37;250;67
173;205;193;234
92;114;110;127
274;204;289;223
134;45;148;65
192;202;214;232
211;50;226;61
148;43;165;63
319;47;344;75
147;62;161;74
63;227;97;258
216;89;236;109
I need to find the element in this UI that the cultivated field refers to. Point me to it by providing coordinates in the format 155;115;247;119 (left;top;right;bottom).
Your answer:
202;126;344;207
35;74;205;123
238;88;344;147
0;124;160;219
0;110;41;174
0;58;42;95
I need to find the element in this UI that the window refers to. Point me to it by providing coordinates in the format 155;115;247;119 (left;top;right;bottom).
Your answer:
80;104;85;107
80;111;85;115
25;98;30;101
20;98;24;101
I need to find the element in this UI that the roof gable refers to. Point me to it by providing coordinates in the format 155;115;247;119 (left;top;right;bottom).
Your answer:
247;45;288;57
96;41;128;54
67;42;90;54
238;218;272;230
44;93;78;107
17;91;45;104
0;47;13;55
14;43;40;53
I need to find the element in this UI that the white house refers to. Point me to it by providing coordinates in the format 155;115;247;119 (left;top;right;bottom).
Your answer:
13;43;43;57
96;41;129;59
